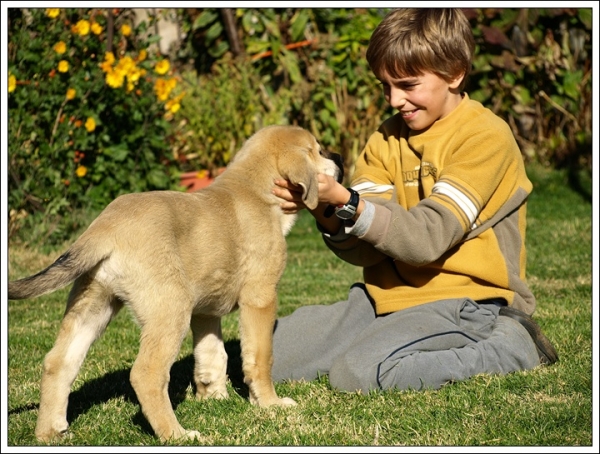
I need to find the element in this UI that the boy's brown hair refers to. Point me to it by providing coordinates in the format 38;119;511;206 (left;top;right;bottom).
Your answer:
366;8;475;90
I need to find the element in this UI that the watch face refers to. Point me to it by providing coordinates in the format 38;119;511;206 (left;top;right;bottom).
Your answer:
335;188;359;220
335;207;356;220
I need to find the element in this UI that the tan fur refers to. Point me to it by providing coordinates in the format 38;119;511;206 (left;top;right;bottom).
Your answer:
8;125;342;442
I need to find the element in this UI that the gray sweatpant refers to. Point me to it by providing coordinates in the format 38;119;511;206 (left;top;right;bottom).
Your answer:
271;284;539;393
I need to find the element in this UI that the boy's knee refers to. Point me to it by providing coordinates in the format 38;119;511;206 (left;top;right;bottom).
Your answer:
329;354;378;394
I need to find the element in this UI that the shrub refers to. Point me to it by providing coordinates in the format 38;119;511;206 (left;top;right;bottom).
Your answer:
8;8;184;243
169;55;295;176
175;8;392;180
464;8;592;170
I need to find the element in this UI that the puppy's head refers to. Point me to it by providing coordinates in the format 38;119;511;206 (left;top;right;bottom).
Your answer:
264;125;343;210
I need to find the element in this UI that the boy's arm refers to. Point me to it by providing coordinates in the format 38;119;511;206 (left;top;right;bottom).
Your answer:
327;114;531;267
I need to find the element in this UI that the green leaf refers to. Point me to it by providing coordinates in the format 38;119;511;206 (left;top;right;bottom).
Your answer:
241;11;265;34
104;145;128;162
208;41;229;58
290;10;309;43
193;10;218;30
246;40;270;55
279;51;301;84
262;16;281;39
577;8;592;29
562;70;583;100
205;21;224;42
146;35;162;45
319;109;331;123
502;71;516;86
511;85;532;105
147;168;168;187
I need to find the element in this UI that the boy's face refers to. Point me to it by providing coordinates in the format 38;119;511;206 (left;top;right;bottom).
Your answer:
379;71;463;131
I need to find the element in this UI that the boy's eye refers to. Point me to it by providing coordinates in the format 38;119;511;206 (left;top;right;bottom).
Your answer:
396;82;417;90
378;80;418;91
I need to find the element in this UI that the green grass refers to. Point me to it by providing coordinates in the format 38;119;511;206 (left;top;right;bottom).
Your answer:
5;164;593;447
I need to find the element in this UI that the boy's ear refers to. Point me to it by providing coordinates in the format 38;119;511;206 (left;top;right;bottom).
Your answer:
449;72;465;89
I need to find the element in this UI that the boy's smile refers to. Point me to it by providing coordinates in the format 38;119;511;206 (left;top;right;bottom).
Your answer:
379;71;464;131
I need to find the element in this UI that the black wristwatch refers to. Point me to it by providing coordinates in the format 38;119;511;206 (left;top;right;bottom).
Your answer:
334;188;360;220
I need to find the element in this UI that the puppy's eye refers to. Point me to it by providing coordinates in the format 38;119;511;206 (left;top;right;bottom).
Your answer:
316;142;324;155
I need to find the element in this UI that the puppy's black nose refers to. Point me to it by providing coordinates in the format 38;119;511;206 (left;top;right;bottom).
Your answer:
329;152;344;183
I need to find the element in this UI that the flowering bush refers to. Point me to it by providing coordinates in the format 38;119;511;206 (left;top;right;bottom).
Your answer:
8;8;184;242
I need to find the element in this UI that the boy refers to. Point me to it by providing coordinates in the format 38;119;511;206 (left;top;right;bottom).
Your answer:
271;8;558;393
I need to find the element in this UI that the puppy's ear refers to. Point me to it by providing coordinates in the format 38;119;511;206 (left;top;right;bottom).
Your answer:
278;151;320;210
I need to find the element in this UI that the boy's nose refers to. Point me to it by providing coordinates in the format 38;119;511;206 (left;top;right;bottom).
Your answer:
388;86;406;109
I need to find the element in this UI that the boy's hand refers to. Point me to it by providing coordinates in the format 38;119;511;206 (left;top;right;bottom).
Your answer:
274;175;362;235
273;174;343;214
273;178;306;214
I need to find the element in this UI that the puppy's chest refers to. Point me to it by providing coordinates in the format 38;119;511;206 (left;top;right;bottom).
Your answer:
280;213;297;236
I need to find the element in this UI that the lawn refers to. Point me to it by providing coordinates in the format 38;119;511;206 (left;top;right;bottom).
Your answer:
4;163;594;448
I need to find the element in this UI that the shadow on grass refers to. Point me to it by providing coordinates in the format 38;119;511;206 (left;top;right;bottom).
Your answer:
8;339;247;438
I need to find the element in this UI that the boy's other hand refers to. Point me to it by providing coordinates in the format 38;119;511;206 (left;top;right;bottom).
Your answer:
273;174;344;214
273;178;306;214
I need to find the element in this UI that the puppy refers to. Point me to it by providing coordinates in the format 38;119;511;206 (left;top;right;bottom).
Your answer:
8;125;343;442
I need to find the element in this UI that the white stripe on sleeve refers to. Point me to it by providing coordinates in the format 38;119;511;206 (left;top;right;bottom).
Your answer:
352;181;395;195
432;181;479;225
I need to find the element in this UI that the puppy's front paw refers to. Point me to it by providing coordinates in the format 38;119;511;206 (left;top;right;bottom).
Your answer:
160;427;205;443
251;394;298;407
196;381;229;400
279;396;297;406
184;430;203;441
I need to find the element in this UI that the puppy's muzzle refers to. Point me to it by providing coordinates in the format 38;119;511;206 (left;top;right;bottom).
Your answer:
325;151;344;183
322;151;345;219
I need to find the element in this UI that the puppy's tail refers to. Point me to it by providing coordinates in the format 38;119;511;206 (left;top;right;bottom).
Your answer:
8;245;106;300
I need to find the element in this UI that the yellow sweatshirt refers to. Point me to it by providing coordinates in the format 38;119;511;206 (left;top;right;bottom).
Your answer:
324;94;536;315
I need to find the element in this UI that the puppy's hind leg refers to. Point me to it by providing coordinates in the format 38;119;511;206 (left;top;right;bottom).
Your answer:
35;275;122;443
190;315;229;400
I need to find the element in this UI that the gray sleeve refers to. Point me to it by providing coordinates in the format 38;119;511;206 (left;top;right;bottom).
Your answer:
360;199;465;266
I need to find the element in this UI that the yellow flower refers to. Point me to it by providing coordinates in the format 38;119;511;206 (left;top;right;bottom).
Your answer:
154;59;170;75
75;19;91;36
66;88;76;100
153;78;170;101
105;69;124;88
137;49;147;62
115;55;135;74
76;165;88;177
121;24;132;37
53;41;66;54
165;92;185;113
45;9;60;19
91;22;103;35
58;60;69;73
85;117;96;132
168;101;181;114
100;60;113;73
9;74;17;93
153;77;178;102
104;51;116;65
127;66;144;87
